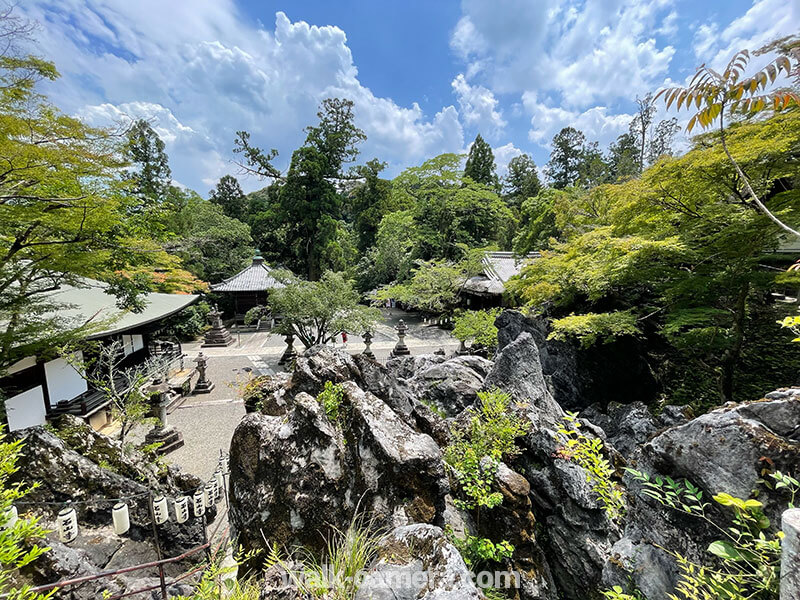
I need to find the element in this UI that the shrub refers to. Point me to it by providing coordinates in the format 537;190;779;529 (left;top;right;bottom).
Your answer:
444;389;530;511
0;429;54;600
555;413;625;522
452;308;502;350
445;527;514;569
317;381;345;424
624;469;800;599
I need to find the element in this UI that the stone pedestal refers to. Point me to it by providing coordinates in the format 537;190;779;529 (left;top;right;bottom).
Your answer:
145;378;184;455
202;306;233;347
391;319;410;357
782;508;800;599
193;352;215;394
144;426;184;455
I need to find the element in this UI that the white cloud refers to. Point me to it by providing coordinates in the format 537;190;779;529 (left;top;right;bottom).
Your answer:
522;92;634;149
451;0;676;105
451;74;506;138
492;142;524;176
21;3;465;191
693;0;799;69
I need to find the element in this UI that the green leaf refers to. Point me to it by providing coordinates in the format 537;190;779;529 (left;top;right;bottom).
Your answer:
707;540;743;561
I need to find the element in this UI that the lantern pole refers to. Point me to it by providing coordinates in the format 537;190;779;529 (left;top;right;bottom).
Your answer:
148;490;168;600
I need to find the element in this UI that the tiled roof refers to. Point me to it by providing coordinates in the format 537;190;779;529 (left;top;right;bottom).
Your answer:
17;278;198;340
463;251;540;296
210;257;285;293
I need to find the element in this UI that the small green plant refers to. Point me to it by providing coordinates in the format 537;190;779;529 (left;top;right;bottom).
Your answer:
279;514;384;600
444;389;530;511
445;527;514;569
175;545;261;599
555;413;625;522
625;468;800;599
602;586;646;600
317;381;345;424
420;398;447;419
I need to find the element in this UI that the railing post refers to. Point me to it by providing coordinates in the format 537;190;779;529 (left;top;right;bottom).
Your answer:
782;508;800;600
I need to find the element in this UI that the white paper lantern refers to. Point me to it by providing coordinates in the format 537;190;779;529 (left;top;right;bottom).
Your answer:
57;507;78;543
193;490;205;518
218;454;229;474
112;502;130;535
215;470;224;501
204;483;215;508
152;495;169;525
174;496;189;524
3;506;18;529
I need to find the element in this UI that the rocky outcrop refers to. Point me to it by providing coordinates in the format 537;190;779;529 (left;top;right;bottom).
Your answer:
229;378;448;560
494;310;657;410
482;322;617;599
602;392;800;598
355;525;482;600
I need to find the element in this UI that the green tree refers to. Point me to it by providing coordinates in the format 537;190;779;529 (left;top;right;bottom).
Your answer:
607;132;640;181
376;251;483;316
349;159;398;251
657;47;800;238
269;271;381;348
464;134;497;188
509;111;800;407
393;154;513;260
233;98;366;279
169;193;253;283
357;210;417;290
513;188;565;253
125;119;171;208
502;154;541;211
209;174;248;222
0;429;54;600
545;127;586;189
577;141;611;188
0;55;178;369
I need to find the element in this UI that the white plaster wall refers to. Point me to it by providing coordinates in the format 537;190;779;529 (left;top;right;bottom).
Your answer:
44;352;87;406
5;386;46;431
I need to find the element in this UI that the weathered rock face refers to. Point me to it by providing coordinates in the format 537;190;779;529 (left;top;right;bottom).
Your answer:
405;355;493;417
602;392;800;599
229;378;448;560
10;416;210;599
482;321;617;599
495;310;658;410
646;396;800;519
354;525;482;600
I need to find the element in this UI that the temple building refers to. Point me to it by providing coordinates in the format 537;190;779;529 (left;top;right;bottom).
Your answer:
462;251;540;308
0;278;198;432
210;255;285;322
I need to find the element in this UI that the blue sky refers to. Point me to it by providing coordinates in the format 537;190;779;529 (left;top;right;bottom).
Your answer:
22;0;798;194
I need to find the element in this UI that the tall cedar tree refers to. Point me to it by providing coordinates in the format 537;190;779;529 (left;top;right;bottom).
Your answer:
502;154;541;211
464;134;497;188
209;174;248;222
125;119;171;207
545;127;585;189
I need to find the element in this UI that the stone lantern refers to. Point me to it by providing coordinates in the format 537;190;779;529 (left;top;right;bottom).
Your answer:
278;332;297;366
202;305;233;347
144;377;184;454
362;330;375;359
193;352;214;394
391;319;410;357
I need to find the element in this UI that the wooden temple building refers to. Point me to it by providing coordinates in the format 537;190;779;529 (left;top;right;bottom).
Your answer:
210;255;284;322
